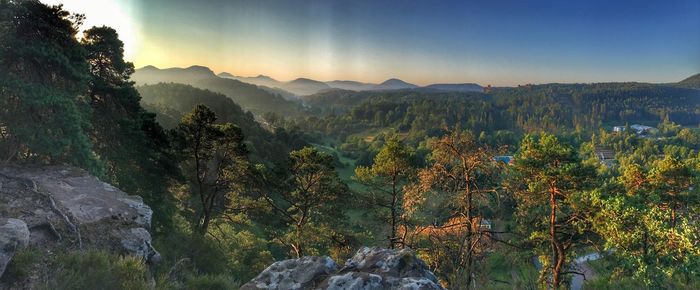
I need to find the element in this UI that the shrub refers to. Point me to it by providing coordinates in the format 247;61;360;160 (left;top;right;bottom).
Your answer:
1;248;40;283
41;250;151;290
184;274;239;290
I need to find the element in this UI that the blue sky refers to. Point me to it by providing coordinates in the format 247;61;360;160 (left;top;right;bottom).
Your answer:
50;0;700;85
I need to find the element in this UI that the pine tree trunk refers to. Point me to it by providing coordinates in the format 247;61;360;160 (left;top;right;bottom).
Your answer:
549;189;562;289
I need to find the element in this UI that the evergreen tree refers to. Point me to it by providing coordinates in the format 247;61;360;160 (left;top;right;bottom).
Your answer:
265;147;348;257
591;156;700;286
81;26;178;231
171;105;249;236
0;1;97;170
406;129;501;288
355;137;415;249
511;134;597;289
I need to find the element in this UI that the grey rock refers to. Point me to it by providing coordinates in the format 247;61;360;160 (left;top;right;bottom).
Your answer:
241;247;445;290
336;247;441;289
0;165;159;263
240;256;337;290
2;166;152;228
324;247;443;290
0;218;30;277
324;272;384;290
117;228;161;264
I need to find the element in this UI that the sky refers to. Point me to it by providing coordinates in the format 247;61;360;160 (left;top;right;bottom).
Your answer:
44;0;700;86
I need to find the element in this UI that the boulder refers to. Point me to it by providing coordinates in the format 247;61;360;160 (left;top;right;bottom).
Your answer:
322;247;443;290
116;228;161;263
241;247;445;290
0;218;30;278
240;256;338;290
0;165;159;263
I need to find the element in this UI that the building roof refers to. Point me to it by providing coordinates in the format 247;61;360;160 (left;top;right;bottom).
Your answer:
594;146;615;160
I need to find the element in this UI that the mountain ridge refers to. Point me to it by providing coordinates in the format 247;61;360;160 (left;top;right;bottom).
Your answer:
132;66;303;116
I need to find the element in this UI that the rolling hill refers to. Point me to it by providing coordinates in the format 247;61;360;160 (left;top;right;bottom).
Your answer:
425;83;483;92
678;73;700;89
132;66;304;116
371;78;419;90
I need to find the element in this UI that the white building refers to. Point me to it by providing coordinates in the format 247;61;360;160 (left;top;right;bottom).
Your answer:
630;124;654;134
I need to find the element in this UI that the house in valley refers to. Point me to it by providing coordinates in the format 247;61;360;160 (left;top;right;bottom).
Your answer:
594;146;616;167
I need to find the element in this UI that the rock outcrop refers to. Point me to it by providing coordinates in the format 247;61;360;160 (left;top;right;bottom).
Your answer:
0;219;30;278
241;247;445;290
0;165;160;279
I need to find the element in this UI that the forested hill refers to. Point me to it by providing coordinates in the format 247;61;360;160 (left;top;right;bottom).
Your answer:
678;73;700;88
302;88;489;113
132;66;305;116
491;82;700;129
285;82;700;143
137;83;307;163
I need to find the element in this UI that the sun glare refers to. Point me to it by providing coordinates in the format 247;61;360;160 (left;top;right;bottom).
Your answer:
41;0;139;60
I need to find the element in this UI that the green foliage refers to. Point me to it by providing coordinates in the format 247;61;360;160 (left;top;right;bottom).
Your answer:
81;25;179;232
294;83;700;148
41;250;151;290
512;134;598;288
590;154;700;286
266;147;350;257
0;1;98;170
171;105;250;235
1;248;40;284
208;223;274;280
181;274;239;290
355;137;415;248
137;83;301;163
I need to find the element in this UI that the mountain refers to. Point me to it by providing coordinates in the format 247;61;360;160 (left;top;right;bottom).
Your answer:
285;78;332;95
133;65;216;85
132;66;303;116
372;78;419;90
220;73;282;88
216;73;297;100
678;73;700;88
218;73;331;96
326;80;375;91
425;83;483;92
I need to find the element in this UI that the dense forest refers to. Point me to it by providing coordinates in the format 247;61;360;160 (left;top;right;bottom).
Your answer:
1;1;700;290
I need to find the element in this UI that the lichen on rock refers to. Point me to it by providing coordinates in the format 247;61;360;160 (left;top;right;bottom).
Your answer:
241;247;445;290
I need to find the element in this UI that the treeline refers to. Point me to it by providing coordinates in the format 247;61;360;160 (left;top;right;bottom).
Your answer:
285;83;700;144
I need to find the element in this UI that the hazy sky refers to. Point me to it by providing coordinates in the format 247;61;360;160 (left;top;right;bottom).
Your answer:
45;0;700;86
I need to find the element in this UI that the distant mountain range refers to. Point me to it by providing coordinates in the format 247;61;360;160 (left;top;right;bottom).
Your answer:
215;70;484;95
132;65;304;116
135;65;700;104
